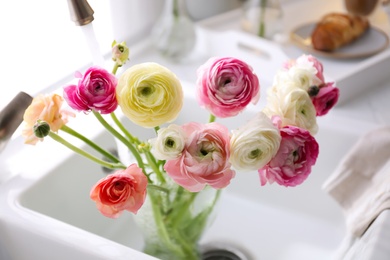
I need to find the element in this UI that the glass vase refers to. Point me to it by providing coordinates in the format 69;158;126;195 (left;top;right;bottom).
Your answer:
241;0;283;40
134;180;221;260
150;0;196;62
114;138;221;260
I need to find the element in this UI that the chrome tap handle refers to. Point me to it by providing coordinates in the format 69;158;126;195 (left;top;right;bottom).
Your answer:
0;92;33;152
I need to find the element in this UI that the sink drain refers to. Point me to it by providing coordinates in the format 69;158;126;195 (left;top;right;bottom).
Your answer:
201;243;250;260
202;249;242;260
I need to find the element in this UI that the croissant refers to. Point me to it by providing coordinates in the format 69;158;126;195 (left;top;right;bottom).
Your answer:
311;13;369;52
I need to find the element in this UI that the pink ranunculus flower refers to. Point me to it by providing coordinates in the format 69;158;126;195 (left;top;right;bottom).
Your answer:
312;82;340;116
164;122;235;192
63;66;118;114
90;164;148;218
258;125;319;187
196;57;260;118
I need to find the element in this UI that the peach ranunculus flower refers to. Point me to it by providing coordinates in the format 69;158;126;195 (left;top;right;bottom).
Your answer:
116;62;183;128
22;93;74;145
164;122;236;192
90;164;148;218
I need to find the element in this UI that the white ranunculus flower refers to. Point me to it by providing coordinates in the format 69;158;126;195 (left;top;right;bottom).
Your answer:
230;112;281;171
269;77;301;97
287;66;322;91
263;88;318;135
273;66;321;93
149;124;186;160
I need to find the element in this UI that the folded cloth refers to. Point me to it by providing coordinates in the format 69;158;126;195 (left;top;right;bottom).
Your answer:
322;126;390;237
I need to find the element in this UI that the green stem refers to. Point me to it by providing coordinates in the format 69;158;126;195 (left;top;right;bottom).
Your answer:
48;131;125;169
209;114;216;123
112;63;120;75
148;184;170;194
211;189;222;209
145;151;166;184
171;191;198;228
60;125;120;164
173;0;179;19
258;0;267;37
92;111;145;172
189;188;222;243
171;228;198;258
147;191;184;256
110;112;139;144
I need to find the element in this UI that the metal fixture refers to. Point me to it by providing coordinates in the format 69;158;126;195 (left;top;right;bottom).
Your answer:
67;0;94;26
0;92;33;152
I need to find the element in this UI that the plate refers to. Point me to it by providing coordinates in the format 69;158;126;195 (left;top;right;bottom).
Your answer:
290;22;390;59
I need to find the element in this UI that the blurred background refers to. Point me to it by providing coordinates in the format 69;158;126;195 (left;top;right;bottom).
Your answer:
0;0;388;110
0;0;249;109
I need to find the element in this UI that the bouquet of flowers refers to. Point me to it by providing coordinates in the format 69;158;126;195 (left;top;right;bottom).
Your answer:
22;40;339;259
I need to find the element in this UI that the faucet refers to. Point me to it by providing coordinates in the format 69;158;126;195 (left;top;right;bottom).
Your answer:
0;1;94;153
0;92;33;152
66;0;94;26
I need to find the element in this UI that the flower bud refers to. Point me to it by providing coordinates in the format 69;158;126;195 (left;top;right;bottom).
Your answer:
138;142;151;153
308;85;320;97
111;40;129;66
33;120;50;138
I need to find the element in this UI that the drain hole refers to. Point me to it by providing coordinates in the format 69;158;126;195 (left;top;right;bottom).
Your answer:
202;249;242;260
201;243;250;260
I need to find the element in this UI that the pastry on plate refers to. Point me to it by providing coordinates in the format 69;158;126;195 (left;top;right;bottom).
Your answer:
311;13;369;51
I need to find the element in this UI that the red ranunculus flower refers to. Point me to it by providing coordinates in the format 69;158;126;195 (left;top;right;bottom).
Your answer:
90;164;147;218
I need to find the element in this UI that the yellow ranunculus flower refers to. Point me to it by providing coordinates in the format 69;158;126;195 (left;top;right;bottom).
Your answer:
116;62;183;128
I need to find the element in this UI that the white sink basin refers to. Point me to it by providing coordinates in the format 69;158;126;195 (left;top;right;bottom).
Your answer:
0;32;382;259
0;81;379;260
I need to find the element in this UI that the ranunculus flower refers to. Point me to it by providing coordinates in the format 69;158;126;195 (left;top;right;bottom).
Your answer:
90;164;148;218
63;66;118;114
111;40;129;66
149;124;186;160
116;62;183;128
22;94;74;145
230;112;281;171
312;82;339;116
275;63;322;94
263;88;318;135
296;54;325;84
164;122;235;192
258;125;319;187
196;57;260;118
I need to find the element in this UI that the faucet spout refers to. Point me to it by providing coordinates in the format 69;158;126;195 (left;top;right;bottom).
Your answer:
0;92;33;152
67;0;94;26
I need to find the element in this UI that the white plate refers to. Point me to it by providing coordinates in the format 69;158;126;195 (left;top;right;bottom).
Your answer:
290;22;390;59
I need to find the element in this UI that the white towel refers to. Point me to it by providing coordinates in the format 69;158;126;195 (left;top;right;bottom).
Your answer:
322;126;390;238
